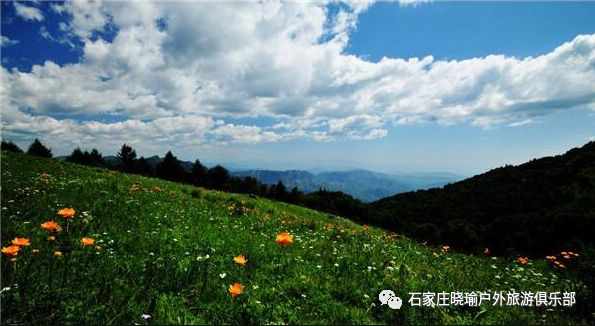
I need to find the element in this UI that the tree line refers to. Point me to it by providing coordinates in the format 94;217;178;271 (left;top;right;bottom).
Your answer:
1;139;366;221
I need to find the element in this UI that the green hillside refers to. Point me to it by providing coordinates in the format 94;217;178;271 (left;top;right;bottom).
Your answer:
0;151;591;324
367;141;595;256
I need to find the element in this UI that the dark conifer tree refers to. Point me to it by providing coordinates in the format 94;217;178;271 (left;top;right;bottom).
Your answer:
117;144;137;173
27;138;52;158
155;151;186;182
1;141;23;153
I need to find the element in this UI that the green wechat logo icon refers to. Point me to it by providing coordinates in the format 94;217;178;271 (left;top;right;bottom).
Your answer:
379;290;402;310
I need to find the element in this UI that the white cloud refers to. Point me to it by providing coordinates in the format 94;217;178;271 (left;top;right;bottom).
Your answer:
0;36;19;47
2;1;595;156
13;2;44;22
508;119;533;127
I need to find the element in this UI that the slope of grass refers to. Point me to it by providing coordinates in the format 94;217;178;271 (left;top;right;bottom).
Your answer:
0;151;591;324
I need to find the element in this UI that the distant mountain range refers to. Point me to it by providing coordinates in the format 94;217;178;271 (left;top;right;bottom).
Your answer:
230;169;462;202
92;154;461;201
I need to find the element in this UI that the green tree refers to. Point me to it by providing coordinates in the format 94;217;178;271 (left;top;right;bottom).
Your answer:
136;156;153;176
27;138;52;158
117;144;137;173
207;165;230;190
155;151;186;182
88;148;105;166
1;141;23;153
67;148;86;164
189;159;207;186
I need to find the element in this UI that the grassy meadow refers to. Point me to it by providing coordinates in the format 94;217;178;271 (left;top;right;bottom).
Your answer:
0;151;591;324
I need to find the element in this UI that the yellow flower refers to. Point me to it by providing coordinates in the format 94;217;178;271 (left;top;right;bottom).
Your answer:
11;237;30;247
1;245;20;257
32;248;40;254
228;283;245;298
275;232;293;246
233;254;247;266
54;251;62;257
47;236;56;241
57;208;75;219
81;237;95;248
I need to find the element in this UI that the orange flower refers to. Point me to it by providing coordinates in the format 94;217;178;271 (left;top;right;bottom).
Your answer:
41;220;62;232
228;283;245;298
32;249;40;254
233;254;247;266
517;256;529;266
54;251;62;257
1;245;20;257
11;237;30;247
275;232;293;246
546;255;556;261
47;236;56;241
81;237;95;248
441;245;450;252
57;208;75;219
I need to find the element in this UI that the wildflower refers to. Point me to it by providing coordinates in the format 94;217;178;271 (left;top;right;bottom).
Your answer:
40;172;50;182
54;251;62;257
141;314;151;320
1;245;20;257
81;237;95;248
546;255;556;260
57;208;75;219
517;256;529;266
562;254;571;259
233;254;247;266
219;273;227;279
483;247;490;255
554;261;566;269
10;258;17;262
228;283;245;298
11;238;30;247
275;231;293;246
47;236;56;241
362;225;369;230
441;245;450;252
41;220;62;232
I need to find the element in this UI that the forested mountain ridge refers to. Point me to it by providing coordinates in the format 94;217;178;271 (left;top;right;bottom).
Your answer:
366;141;595;256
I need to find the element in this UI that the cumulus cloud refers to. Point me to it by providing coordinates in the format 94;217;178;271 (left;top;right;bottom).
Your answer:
2;0;595;156
13;2;44;22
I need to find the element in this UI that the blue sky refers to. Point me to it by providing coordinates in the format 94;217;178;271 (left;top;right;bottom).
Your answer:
2;1;595;175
